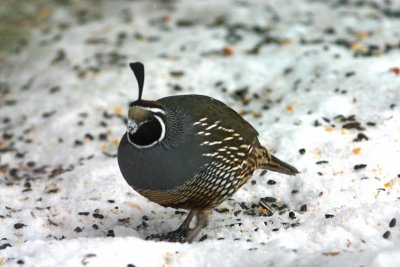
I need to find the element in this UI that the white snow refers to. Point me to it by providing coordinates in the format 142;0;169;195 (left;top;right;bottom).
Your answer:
1;0;399;266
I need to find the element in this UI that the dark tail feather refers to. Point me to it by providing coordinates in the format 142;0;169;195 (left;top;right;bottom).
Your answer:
260;155;299;176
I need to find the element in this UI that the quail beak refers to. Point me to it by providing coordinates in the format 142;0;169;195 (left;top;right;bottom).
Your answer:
127;119;138;135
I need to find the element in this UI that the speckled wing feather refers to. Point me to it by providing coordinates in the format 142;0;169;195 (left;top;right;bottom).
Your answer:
158;95;259;144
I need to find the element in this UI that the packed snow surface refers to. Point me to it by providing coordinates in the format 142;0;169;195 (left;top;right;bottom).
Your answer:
0;0;399;266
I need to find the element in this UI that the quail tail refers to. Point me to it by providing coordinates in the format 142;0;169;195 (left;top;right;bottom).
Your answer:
260;154;299;176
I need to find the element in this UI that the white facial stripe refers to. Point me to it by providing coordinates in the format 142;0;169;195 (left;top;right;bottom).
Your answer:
131;106;165;115
154;115;166;142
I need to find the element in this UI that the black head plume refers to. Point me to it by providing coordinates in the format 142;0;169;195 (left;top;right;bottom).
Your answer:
129;62;145;101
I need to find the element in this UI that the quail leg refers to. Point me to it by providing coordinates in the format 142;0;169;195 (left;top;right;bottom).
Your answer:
146;210;195;242
185;209;209;243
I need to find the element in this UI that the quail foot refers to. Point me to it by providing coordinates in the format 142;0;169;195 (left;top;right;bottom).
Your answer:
118;62;299;243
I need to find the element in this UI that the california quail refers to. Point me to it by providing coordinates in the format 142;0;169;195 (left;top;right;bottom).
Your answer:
118;62;299;243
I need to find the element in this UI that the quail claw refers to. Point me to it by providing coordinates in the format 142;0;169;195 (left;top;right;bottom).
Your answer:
146;227;190;243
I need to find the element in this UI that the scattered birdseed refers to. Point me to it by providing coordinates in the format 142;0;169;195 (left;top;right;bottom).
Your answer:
84;133;94;141
42;111;56;118
26;161;36;168
45;184;60;194
118;218;130;224
199;235;208;241
289;211;296;219
279;204;288;211
174;210;186;215
74;140;84;146
14;223;26;229
223;47;234;56
389;218;396;228
353;133;369;142
93;213;104;220
49;86;61;94
48;218;58;226
0;243;12;250
354;164;367;170
0;0;398;263
322;117;330;123
384;182;392;188
51;49;66;64
382;231;390;239
300;204;307;212
172;84;183;91
260;197;277;203
170;71;185;77
215;207;230;213
342;122;365;130
322;252;340;256
107;230;115;237
390;67;400;75
98;133;108;141
81;254;97;266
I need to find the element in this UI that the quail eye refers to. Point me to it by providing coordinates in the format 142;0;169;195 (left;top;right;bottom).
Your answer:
127;115;165;148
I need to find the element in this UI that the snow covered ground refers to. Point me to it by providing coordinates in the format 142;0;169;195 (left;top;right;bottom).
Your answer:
1;0;399;266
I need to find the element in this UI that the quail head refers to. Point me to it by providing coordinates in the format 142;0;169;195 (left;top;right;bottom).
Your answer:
118;62;299;243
